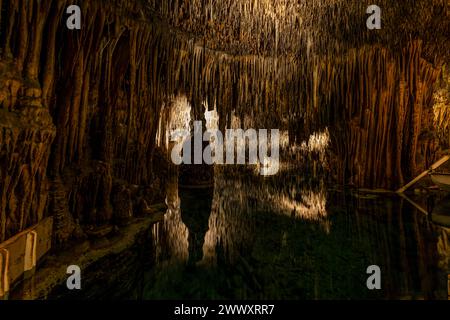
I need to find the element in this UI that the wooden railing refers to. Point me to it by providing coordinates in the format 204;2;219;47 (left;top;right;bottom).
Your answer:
0;217;53;299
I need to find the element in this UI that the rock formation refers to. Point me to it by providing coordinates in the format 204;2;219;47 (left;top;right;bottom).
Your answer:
0;0;448;243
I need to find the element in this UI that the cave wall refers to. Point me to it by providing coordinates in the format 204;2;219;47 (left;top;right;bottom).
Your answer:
0;57;56;242
434;65;450;149
322;42;441;188
0;0;169;243
0;0;448;242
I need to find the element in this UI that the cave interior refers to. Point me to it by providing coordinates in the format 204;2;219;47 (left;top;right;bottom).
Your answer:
0;0;449;300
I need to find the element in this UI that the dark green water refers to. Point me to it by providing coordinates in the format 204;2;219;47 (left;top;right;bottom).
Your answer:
142;168;450;300
42;167;450;300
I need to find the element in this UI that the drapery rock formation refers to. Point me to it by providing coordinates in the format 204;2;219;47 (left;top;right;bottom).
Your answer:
0;0;449;242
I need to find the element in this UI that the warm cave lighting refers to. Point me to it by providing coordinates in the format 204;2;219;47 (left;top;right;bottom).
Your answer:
204;102;220;132
255;155;280;176
169;95;192;144
299;128;330;155
156;94;192;150
0;0;449;310
154;178;190;266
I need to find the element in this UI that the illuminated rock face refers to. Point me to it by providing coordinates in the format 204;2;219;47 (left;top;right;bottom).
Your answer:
0;60;56;242
0;0;448;244
147;0;449;58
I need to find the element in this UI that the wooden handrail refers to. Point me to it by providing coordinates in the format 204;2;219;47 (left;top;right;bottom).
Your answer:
396;155;450;193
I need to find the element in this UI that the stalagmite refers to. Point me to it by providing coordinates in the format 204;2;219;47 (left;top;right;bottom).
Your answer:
0;0;448;250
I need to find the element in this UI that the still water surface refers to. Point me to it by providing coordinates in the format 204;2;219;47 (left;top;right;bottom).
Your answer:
142;167;450;300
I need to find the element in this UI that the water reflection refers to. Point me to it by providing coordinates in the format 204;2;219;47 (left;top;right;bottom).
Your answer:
152;174;189;266
147;165;450;299
201;167;331;267
180;187;214;265
148;125;450;300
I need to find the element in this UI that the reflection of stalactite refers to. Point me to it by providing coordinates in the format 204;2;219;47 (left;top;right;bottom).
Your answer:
201;164;330;266
343;192;450;299
153;174;189;265
436;228;450;272
277;191;327;220
200;172;256;266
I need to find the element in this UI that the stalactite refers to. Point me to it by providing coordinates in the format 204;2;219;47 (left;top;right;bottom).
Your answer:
25;0;52;81
42;0;66;106
0;0;448;242
15;0;29;73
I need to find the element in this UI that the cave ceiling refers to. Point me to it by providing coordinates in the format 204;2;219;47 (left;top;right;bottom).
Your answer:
140;0;450;62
